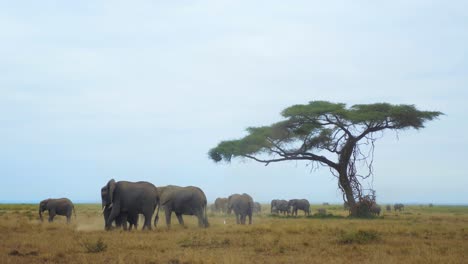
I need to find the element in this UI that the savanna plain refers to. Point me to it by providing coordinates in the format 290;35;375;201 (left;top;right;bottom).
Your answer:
1;204;467;264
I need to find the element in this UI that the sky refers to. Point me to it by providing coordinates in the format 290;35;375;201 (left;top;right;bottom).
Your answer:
1;1;467;204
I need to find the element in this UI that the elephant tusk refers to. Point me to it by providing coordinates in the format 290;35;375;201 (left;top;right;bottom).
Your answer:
102;206;107;214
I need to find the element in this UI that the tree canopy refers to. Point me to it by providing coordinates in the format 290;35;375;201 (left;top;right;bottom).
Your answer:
208;101;443;216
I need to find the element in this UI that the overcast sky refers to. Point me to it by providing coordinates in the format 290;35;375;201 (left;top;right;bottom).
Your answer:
1;1;467;204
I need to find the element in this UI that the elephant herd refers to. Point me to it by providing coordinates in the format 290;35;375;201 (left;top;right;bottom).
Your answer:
38;178;407;230
270;199;311;216
39;179;210;230
38;179;261;229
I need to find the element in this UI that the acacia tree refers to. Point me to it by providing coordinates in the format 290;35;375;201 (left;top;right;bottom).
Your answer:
208;101;442;216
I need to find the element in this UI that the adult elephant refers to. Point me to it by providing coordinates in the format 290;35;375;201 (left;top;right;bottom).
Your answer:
103;206;139;230
271;199;290;215
288;199;310;216
271;199;279;214
371;204;381;216
154;185;209;228
39;198;75;223
227;193;254;225
101;179;158;230
394;203;405;211
214;197;228;213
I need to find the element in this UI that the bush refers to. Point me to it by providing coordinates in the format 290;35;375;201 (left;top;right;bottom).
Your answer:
339;230;380;244
82;238;107;253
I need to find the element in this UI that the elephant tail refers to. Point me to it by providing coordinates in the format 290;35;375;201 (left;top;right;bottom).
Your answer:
203;203;209;228
73;205;76;219
154;202;160;228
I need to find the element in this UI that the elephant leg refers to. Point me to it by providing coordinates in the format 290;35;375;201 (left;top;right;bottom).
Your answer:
241;215;246;225
235;213;240;224
106;204;121;230
121;214;128;231
142;213;152;230
248;213;252;225
176;213;184;226
165;208;172;228
135;214;139;230
196;210;204;227
48;210;56;222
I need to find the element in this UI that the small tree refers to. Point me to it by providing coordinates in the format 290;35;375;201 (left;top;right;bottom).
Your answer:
208;101;442;217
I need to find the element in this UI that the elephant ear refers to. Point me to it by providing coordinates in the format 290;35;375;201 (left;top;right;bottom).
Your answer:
107;179;116;203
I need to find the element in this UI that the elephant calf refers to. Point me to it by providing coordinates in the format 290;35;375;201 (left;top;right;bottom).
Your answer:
103;206;139;230
214;197;228;213
253;202;262;214
271;199;290;215
39;198;75;223
228;193;254;225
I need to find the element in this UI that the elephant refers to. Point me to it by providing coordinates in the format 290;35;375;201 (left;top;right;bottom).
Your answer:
386;205;392;212
227;193;254;225
101;179;158;230
271;199;290;215
214;197;228;213
103;206;139;230
394;203;405;211
39;198;75;223
154;185;209;228
271;199;279;214
253;202;262;214
288;199;310;216
370;205;381;216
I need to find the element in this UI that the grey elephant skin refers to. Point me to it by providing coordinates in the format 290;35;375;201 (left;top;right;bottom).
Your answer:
101;179;158;230
370;205;381;216
227;193;254;225
155;185;209;228
394;203;404;211
39;198;75;223
253;202;262;214
271;199;290;215
288;199;310;216
214;197;228;213
103;206;139;230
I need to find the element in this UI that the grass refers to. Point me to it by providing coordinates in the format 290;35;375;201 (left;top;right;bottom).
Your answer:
338;229;381;244
0;204;467;263
81;238;108;253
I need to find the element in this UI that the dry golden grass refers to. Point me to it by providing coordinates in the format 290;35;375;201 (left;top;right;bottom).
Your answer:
0;204;467;263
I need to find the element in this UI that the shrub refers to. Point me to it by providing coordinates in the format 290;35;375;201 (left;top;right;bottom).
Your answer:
338;230;380;244
82;238;107;253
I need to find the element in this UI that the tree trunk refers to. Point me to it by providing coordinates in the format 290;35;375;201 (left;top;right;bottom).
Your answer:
338;138;358;216
338;166;357;216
